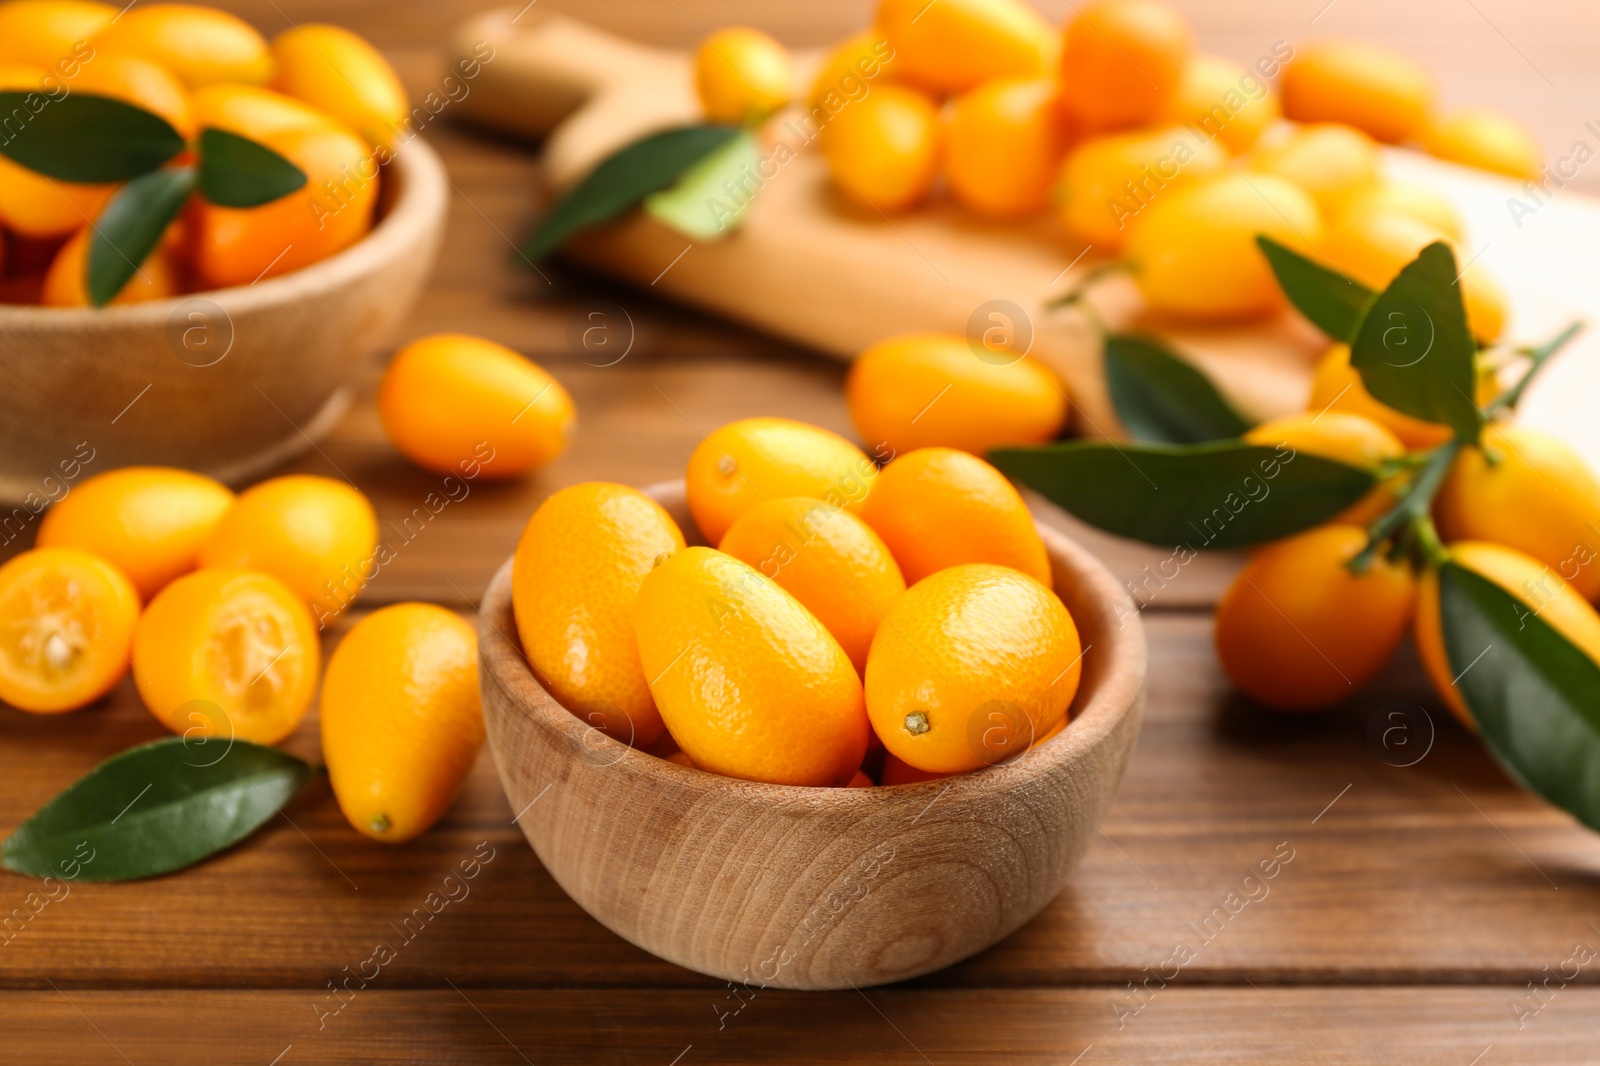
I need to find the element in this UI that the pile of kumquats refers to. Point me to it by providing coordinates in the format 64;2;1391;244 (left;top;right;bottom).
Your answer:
691;0;1541;334
511;418;1081;788
0;331;576;853
0;0;412;306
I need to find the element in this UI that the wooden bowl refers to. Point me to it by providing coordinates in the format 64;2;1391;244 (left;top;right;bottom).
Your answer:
0;139;448;504
478;480;1147;990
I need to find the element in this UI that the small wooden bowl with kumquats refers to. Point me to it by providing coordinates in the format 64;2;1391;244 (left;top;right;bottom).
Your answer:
0;5;448;502
479;418;1147;990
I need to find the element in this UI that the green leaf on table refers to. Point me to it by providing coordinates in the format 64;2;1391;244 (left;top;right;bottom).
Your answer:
1257;235;1374;342
1104;334;1254;444
989;439;1375;549
86;165;195;307
1350;241;1482;443
520;123;743;262
2;738;312;882
643;128;761;241
0;91;184;181
197;127;307;208
1440;563;1600;832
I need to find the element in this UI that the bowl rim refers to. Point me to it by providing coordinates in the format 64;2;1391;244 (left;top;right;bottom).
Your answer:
478;478;1148;806
0;136;449;324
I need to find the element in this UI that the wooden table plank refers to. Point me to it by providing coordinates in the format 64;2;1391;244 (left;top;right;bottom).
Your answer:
7;616;1599;990
1;988;1592;1064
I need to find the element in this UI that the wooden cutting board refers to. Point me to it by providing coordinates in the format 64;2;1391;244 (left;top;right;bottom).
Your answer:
444;7;1600;470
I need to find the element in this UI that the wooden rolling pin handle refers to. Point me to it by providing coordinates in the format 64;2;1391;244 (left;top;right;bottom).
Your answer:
447;7;674;141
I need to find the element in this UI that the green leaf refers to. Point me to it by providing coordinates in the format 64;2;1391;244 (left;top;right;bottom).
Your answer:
197;127;308;208
1257;235;1374;341
86;166;195;307
643;129;761;241
2;738;312;882
520;124;742;262
1103;334;1254;444
988;439;1375;549
1350;241;1482;443
0;91;183;181
1440;563;1600;831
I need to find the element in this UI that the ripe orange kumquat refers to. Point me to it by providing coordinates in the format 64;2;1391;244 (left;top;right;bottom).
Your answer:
41;224;179;306
187;81;331;134
685;417;876;545
1307;344;1459;451
1059;0;1193;132
377;333;575;480
693;26;793;124
846;332;1067;456
876;0;1053;96
1214;525;1416;712
0;61;116;239
1242;412;1404;527
0;0;114;67
1320;208;1507;343
1124;172;1322;321
1053;126;1227;251
1280;40;1435;145
1157;53;1279;154
861;447;1051;587
270;23;410;149
512;482;685;748
1434;425;1600;602
865;563;1080;773
89;3;273;88
37;465;234;599
819;83;940;214
635;546;869;787
70;49;196;133
1415;542;1600;728
320;603;482;842
186;85;377;289
199;474;379;626
807;30;896;111
1248;122;1380;218
717;496;906;674
944;77;1066;219
1339;181;1465;244
1423;108;1543;181
133;567;320;743
0;547;140;714
0;53;190;240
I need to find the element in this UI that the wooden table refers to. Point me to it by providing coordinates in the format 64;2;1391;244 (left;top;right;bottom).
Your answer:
8;1;1600;1061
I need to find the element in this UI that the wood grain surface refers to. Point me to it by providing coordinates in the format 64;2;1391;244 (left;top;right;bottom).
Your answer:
5;0;1600;1062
